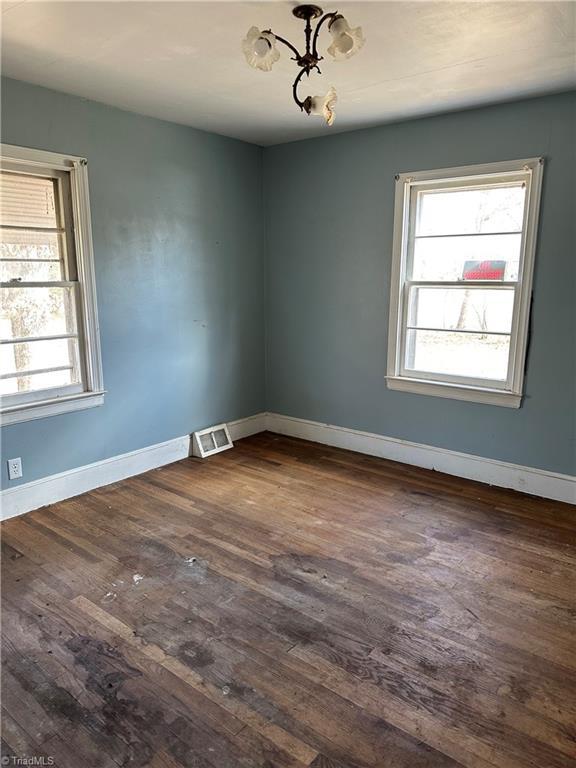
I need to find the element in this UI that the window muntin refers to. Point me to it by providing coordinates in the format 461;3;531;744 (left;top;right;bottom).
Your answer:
0;145;104;424
387;159;543;406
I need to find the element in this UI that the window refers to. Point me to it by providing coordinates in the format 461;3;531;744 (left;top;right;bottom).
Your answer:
1;145;104;425
387;158;544;408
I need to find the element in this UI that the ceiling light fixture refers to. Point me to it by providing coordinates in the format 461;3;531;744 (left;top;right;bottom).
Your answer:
242;4;364;126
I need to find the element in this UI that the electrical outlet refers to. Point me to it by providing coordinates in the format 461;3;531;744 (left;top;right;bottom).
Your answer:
7;457;22;480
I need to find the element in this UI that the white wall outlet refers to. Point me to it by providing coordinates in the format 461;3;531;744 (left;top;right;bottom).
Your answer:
7;457;23;480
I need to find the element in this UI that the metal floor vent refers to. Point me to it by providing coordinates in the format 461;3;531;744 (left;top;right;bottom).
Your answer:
192;423;233;458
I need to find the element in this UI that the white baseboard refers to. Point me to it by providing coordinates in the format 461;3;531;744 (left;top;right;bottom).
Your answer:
0;414;265;521
228;412;268;441
2;411;573;520
1;434;191;521
265;413;576;506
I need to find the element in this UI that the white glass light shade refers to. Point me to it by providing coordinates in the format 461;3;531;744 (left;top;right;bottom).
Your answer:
308;86;337;126
327;16;364;60
242;27;280;71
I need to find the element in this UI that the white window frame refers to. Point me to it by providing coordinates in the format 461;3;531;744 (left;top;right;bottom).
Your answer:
386;157;544;408
1;144;104;425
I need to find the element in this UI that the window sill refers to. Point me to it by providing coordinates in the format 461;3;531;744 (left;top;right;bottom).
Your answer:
386;376;521;408
1;390;106;426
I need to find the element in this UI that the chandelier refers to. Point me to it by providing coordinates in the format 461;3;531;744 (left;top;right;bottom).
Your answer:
242;5;364;126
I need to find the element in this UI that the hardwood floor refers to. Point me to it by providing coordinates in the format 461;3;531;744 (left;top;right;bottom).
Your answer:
1;432;575;768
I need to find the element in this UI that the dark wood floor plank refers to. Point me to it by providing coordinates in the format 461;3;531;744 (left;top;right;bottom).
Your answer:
2;433;575;768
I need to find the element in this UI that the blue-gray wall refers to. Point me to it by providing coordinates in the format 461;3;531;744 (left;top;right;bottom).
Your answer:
264;92;576;475
1;77;265;487
2;81;574;489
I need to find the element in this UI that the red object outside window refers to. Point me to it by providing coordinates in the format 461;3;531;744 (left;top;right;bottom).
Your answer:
462;260;506;280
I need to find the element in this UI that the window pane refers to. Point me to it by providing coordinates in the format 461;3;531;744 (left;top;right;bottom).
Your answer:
0;286;77;340
416;184;526;236
0;172;58;228
1;337;80;377
1;228;62;259
0;227;64;279
411;233;521;281
0;367;76;395
408;287;514;334
405;330;510;380
1;260;62;281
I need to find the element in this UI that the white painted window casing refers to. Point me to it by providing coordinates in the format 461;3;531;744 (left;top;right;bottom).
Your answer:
1;144;104;425
386;158;544;408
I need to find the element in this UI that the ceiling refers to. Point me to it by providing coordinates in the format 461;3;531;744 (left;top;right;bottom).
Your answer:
2;1;575;145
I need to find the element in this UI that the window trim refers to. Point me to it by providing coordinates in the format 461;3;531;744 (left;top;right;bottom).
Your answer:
386;157;544;408
1;144;105;425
